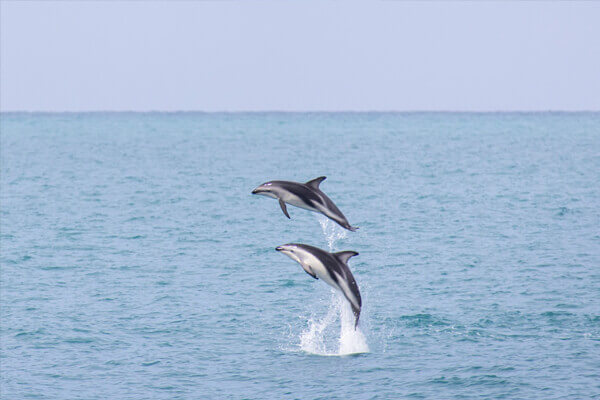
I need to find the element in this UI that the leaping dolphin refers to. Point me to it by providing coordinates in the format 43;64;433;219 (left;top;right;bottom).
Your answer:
252;176;358;231
276;243;362;328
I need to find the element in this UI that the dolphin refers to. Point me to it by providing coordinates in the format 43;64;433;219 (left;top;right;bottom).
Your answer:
275;243;362;328
251;176;358;231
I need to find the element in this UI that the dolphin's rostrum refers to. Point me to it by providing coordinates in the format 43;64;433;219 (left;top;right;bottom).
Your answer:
276;243;362;328
252;176;358;231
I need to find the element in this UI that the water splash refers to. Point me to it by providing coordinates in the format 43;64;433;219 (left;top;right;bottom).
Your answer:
299;291;369;356
317;215;348;251
298;293;339;355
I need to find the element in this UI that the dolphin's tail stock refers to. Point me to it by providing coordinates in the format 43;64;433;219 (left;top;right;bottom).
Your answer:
351;303;361;329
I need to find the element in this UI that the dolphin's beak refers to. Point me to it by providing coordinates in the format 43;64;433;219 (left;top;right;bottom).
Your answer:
251;188;260;194
275;246;284;252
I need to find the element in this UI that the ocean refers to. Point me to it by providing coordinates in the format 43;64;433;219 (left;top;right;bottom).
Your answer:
1;112;599;399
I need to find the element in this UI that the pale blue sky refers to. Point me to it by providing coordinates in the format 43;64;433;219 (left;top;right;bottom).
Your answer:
1;1;599;111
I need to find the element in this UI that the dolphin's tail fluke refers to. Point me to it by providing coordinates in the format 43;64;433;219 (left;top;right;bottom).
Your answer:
342;223;358;232
338;220;359;232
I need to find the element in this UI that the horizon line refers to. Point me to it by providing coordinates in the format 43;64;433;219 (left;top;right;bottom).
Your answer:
2;109;599;114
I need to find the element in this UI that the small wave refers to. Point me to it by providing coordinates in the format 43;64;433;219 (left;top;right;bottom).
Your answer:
399;313;451;327
63;337;94;344
141;360;161;367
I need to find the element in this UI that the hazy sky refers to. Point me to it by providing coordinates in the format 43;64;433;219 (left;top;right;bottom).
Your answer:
1;1;599;111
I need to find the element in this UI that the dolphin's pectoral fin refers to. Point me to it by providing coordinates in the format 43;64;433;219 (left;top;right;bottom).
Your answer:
303;265;318;279
305;176;326;190
278;199;290;219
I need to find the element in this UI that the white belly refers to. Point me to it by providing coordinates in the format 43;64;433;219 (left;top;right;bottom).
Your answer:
302;254;339;291
283;194;319;212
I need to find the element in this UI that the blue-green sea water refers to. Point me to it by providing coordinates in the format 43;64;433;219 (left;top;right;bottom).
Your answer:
1;112;599;399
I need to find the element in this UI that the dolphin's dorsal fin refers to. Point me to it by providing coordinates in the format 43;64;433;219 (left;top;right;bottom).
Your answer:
334;251;359;265
305;176;326;190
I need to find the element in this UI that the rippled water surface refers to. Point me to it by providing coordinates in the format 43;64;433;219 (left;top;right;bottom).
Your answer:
1;112;599;399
